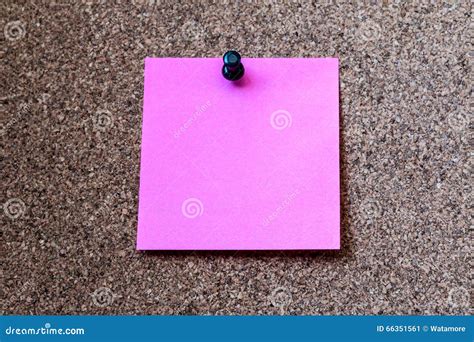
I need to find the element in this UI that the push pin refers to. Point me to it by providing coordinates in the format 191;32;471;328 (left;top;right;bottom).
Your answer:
222;50;244;81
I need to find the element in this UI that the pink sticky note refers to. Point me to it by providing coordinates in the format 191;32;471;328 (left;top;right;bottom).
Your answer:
137;57;340;250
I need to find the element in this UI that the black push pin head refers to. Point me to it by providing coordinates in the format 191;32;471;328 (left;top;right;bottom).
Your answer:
222;50;244;81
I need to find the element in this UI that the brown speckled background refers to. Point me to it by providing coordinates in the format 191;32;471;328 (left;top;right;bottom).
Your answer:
1;1;471;315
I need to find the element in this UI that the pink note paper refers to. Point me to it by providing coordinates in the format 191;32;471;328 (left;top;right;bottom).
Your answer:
137;57;340;250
